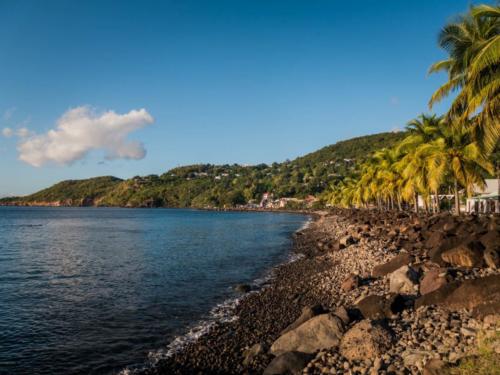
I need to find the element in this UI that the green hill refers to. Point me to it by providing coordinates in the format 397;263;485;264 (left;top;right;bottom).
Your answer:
0;132;408;208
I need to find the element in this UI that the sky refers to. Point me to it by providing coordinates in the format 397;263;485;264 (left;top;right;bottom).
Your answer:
0;0;483;196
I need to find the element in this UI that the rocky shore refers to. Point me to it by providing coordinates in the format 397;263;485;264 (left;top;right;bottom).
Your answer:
142;209;500;375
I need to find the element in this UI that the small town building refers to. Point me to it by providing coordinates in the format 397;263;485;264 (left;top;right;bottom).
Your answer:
466;179;500;214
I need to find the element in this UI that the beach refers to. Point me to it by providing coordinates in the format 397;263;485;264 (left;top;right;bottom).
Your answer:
143;209;500;375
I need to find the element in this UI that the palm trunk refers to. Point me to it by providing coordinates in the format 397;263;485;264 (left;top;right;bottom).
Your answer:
454;180;460;216
434;190;440;213
414;192;419;213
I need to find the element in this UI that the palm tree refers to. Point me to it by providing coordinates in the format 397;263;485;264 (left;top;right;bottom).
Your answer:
429;120;494;214
429;4;500;153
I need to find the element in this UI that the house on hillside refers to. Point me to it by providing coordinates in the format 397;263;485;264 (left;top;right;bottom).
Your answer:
466;179;500;214
260;192;272;208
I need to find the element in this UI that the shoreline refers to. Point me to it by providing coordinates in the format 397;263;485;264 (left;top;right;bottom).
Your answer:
139;213;328;374
139;209;500;375
133;215;313;373
0;203;317;217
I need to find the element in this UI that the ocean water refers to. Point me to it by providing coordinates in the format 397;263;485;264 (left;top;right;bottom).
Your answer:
0;207;307;375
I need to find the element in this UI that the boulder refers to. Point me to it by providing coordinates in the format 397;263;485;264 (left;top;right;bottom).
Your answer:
356;294;407;320
371;252;413;278
484;248;500;269
270;314;344;356
333;306;350;325
420;268;448;295
441;241;484;268
341;274;361;292
281;305;325;335
472;300;500;319
480;230;500;250
234;284;252;293
339;320;393;361
263;351;313;375
425;230;445;249
428;235;466;265
356;295;387;320
242;343;266;366
416;274;500;317
389;265;419;295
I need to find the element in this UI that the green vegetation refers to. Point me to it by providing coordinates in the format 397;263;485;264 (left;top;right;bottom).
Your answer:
447;331;500;375
327;4;499;214
2;4;497;211
4;176;123;206
0;132;405;208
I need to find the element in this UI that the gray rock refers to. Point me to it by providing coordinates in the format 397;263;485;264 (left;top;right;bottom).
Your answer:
270;314;344;356
263;351;313;375
389;265;419;295
333;306;350;325
340;320;393;361
281;305;325;335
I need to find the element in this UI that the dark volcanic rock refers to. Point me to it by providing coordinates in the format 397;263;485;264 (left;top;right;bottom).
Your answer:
356;295;388;320
420;268;448;295
416;274;500;316
484;248;500;269
356;294;406;320
371;252;413;278
234;284;252;293
440;241;485;268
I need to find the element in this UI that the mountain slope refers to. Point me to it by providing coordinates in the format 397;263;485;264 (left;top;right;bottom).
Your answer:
1;132;407;208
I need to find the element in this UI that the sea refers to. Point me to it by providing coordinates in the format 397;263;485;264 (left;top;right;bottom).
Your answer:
0;207;308;374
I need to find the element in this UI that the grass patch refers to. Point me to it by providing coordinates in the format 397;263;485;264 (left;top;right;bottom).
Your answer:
448;331;500;375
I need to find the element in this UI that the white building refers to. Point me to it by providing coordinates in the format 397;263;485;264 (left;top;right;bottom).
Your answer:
466;179;500;214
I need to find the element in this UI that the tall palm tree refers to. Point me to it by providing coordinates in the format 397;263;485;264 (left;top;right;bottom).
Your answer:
430;120;494;214
429;4;500;153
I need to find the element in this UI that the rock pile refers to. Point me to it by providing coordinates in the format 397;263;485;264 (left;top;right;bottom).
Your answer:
143;209;499;375
261;210;500;375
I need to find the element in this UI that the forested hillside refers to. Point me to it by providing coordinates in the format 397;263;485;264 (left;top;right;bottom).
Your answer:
0;132;409;208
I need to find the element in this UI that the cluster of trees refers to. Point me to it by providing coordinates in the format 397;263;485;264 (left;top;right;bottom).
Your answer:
328;4;499;214
2;132;406;208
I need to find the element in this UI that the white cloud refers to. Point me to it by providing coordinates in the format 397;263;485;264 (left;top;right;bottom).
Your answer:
17;106;154;167
2;127;13;137
16;127;31;138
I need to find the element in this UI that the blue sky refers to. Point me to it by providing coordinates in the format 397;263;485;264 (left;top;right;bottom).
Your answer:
0;0;481;196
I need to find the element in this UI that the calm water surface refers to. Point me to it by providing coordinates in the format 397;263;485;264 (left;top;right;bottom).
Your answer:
0;207;307;374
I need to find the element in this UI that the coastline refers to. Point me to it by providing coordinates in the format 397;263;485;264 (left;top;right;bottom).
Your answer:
133;213;314;373
138;211;328;375
139;209;500;375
